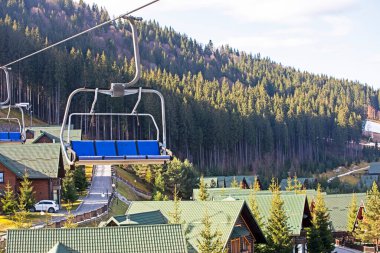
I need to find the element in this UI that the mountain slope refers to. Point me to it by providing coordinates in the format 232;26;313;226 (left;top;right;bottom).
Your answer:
0;0;378;177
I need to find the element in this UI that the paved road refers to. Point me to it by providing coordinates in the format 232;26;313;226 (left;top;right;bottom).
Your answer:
74;165;112;214
327;166;369;183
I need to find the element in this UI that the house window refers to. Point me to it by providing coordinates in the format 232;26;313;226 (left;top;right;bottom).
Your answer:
0;172;4;183
231;238;240;253
243;237;252;252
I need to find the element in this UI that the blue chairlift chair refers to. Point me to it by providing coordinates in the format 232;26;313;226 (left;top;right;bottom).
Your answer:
60;18;171;166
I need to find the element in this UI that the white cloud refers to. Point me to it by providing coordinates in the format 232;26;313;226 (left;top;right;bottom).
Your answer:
322;15;352;36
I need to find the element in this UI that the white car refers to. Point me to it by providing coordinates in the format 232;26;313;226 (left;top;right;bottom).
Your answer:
30;200;59;213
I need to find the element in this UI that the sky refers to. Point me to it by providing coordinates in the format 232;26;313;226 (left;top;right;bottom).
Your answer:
85;0;380;88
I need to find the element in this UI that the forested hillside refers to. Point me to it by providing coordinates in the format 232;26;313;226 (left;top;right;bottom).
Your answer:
1;0;379;177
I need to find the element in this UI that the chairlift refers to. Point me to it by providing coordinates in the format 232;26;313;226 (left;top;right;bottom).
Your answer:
60;18;171;166
0;104;27;143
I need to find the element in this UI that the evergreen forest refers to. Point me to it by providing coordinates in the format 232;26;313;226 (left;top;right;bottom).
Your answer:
1;0;380;177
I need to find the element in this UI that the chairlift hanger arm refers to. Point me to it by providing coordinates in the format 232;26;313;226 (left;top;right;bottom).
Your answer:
0;67;11;107
0;0;159;68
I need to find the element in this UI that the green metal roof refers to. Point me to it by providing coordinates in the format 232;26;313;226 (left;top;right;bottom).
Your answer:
7;224;188;253
0;143;61;179
324;193;366;232
127;200;266;252
105;210;167;226
193;187;317;201
26;126;82;144
361;175;379;188
368;162;380;174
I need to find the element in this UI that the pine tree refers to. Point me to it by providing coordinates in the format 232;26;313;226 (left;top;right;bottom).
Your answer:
199;175;209;201
169;185;182;224
268;177;279;192
230;176;239;188
264;188;292;253
355;182;380;252
293;175;302;193
63;206;78;228
73;167;87;192
285;176;293;191
18;171;35;210
253;176;261;192
307;184;334;253
62;170;79;204
248;186;263;228
1;182;17;215
197;210;226;253
152;171;167;200
347;193;358;233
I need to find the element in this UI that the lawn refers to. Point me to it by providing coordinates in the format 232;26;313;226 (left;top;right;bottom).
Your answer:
0;212;65;232
108;198;129;217
114;167;152;193
116;180;142;201
0;215;16;233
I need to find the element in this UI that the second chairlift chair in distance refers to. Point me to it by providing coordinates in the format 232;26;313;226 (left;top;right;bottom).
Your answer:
0;67;28;143
60;17;171;166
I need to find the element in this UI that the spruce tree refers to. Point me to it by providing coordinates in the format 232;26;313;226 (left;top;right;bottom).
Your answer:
253;176;261;192
169;185;182;224
248;185;263;228
1;181;17;215
198;175;209;201
285;176;293;191
264;188;293;253
230;176;239;188
153;171;167;200
62;170;79;204
355;182;380;252
197;210;225;253
18;171;35;210
347;193;358;233
307;184;334;253
268;177;279;192
73;167;87;192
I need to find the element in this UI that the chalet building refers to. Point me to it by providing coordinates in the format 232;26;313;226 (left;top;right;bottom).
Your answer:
25;126;82;144
125;200;266;253
192;188;313;252
279;177;317;191
203;175;262;189
7;224;188;253
0;143;64;205
317;193;366;240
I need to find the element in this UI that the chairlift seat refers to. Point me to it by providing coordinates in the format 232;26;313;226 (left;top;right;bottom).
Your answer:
95;141;117;156
137;140;160;155
0;132;22;142
9;132;21;141
70;140;170;165
0;132;9;140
